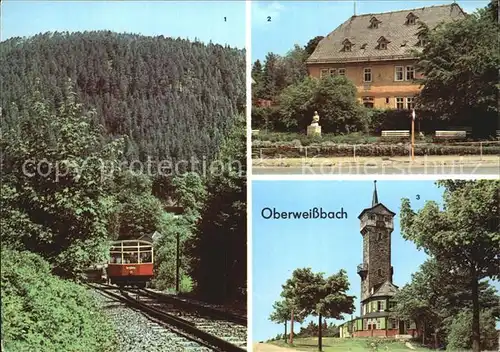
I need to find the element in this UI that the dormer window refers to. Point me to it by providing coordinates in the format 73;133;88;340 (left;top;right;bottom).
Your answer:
406;12;418;25
361;43;367;49
377;36;390;50
369;16;381;29
342;38;353;52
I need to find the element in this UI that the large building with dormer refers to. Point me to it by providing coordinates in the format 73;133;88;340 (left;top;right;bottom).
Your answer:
339;181;418;338
306;4;466;109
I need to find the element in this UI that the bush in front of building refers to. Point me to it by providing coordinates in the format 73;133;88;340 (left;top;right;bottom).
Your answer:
1;248;117;352
446;309;498;351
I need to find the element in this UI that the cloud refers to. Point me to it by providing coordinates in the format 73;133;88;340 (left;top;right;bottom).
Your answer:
252;1;285;29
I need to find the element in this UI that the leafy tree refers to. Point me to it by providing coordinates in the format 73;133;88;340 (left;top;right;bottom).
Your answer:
304;35;324;56
278;75;366;133
269;299;305;342
252;59;265;101
447;309;498;351
400;180;500;352
189;114;246;302
415;5;499;136
281;268;355;351
1;80;123;277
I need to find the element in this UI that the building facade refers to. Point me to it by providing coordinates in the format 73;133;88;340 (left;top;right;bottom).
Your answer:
306;4;465;109
340;181;418;338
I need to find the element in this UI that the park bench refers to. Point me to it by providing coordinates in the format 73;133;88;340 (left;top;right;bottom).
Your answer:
381;130;410;140
252;129;260;136
434;130;467;140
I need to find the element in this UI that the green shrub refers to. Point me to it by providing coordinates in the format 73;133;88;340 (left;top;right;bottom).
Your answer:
447;310;498;351
1;248;117;352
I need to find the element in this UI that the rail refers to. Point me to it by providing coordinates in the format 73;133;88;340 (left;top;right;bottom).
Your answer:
89;284;246;352
143;288;247;326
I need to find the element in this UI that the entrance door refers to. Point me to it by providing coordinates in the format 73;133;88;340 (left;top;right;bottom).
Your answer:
399;320;405;334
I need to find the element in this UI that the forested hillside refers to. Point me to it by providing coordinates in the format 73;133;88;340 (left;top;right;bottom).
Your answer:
0;31;245;165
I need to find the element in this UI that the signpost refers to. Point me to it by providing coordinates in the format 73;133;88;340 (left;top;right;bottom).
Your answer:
411;109;416;161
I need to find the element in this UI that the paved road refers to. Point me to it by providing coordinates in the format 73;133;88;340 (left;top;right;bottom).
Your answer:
253;164;500;175
252;343;301;352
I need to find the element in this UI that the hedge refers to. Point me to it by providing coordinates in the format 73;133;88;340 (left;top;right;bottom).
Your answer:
252;144;500;158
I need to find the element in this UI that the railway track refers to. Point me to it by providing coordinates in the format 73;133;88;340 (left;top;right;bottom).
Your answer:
89;283;247;352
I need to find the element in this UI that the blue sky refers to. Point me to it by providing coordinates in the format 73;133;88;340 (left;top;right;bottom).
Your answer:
252;0;490;62
252;180;499;342
1;1;245;48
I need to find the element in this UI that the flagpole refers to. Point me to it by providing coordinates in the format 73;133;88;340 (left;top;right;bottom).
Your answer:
411;109;415;161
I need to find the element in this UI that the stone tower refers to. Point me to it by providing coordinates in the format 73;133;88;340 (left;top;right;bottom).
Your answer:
357;181;395;308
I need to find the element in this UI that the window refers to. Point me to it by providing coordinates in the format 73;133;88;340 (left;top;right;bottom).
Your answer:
378;268;383;277
385;216;392;222
364;68;372;82
377;233;383;240
408;17;416;25
385;97;390;104
369;214;376;220
377;301;382;311
406;66;415;80
338;68;346;76
320;69;328;78
395;66;404;81
396;97;404;109
376;319;381;329
390;319;397;329
407;97;415;110
329;68;337;76
379;42;387;50
342;39;353;52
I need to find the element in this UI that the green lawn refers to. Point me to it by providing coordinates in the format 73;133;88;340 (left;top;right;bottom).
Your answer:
271;337;432;352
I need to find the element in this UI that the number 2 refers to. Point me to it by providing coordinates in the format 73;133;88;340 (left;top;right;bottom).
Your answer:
267;16;271;22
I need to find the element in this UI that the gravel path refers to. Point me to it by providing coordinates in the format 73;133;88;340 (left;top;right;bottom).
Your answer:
90;289;213;352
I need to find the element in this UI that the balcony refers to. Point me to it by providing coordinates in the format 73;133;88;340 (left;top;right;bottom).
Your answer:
357;263;368;275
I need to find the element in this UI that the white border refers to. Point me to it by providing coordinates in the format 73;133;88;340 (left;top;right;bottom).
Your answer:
245;0;253;349
252;174;499;181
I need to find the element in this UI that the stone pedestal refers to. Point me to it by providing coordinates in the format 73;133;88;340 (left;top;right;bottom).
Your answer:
307;125;321;136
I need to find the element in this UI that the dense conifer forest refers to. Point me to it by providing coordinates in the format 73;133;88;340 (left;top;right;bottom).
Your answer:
1;31;245;165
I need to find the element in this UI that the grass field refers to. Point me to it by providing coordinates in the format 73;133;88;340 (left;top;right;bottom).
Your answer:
270;337;432;352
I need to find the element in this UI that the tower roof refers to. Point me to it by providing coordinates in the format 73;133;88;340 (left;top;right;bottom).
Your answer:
358;181;395;219
372;180;379;206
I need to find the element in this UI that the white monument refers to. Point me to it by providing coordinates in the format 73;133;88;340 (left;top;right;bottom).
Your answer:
307;111;322;136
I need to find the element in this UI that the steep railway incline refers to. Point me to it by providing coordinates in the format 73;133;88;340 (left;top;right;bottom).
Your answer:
89;283;247;352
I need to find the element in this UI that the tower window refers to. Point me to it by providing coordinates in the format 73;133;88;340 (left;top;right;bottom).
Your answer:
385;97;390;104
369;214;376;220
377;233;383;240
378;268;383;276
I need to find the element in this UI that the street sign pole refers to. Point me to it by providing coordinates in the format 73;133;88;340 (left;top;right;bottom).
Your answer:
411;109;416;161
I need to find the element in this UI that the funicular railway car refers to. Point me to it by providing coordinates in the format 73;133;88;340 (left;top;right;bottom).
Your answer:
106;239;154;288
